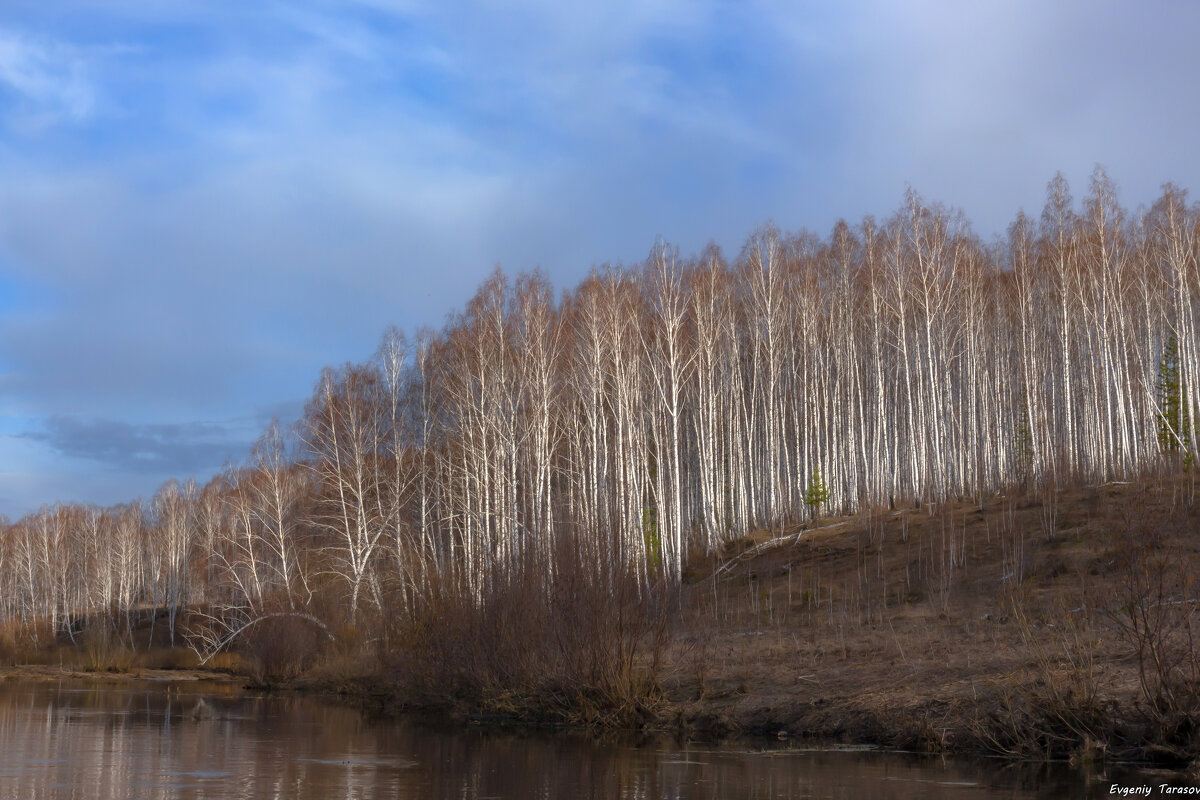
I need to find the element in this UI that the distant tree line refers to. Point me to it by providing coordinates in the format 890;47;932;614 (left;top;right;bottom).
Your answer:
0;168;1197;655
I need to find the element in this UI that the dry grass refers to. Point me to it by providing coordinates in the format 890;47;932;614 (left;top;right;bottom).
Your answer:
660;471;1200;764
206;651;251;674
381;529;670;727
78;627;135;672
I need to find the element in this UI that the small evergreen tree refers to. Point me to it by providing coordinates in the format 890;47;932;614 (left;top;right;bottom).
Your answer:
1157;333;1193;458
803;466;831;517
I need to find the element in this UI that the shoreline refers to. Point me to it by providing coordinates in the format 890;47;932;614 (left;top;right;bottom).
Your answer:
0;646;1194;771
0;664;243;685
3;478;1200;770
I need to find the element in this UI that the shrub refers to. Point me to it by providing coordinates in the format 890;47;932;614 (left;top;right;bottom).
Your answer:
80;627;135;672
243;614;324;682
385;526;670;725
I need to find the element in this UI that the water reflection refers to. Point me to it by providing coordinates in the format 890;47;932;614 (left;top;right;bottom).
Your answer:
0;678;1190;799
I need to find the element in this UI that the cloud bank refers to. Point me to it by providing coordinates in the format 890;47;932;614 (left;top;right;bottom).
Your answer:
0;0;1198;514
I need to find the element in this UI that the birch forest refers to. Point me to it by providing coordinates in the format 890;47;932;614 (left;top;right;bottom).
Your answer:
2;169;1198;654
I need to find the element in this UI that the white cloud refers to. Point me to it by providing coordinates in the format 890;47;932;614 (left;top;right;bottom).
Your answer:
795;0;1200;231
0;30;95;127
1;0;1199;516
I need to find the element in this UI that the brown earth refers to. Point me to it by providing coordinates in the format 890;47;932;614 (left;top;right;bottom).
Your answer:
0;664;240;684
656;472;1200;764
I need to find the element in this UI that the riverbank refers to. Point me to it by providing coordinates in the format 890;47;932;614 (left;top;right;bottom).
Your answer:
347;473;1200;767
656;474;1200;765
4;474;1200;767
0;663;241;684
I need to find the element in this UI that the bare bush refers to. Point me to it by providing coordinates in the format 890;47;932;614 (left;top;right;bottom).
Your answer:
79;626;135;672
1107;517;1200;742
243;614;326;683
386;527;669;725
975;595;1111;760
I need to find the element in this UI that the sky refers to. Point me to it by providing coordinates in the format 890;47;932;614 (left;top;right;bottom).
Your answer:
0;0;1198;517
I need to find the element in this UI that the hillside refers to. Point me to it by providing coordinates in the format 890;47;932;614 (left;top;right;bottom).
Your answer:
656;472;1200;764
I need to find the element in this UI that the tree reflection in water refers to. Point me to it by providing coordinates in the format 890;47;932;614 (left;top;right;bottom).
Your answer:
0;679;1180;799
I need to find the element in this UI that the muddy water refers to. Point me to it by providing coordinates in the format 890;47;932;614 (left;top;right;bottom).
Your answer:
0;678;1190;799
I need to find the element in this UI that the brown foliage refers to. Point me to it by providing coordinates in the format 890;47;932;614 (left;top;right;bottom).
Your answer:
385;529;669;726
1104;509;1200;757
241;614;327;683
79;626;135;672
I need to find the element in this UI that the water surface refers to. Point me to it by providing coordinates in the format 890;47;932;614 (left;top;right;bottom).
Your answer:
0;678;1190;798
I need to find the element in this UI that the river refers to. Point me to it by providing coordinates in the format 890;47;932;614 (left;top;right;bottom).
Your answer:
0;678;1192;798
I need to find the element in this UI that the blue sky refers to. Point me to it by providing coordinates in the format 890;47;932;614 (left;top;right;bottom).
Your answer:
0;0;1198;516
